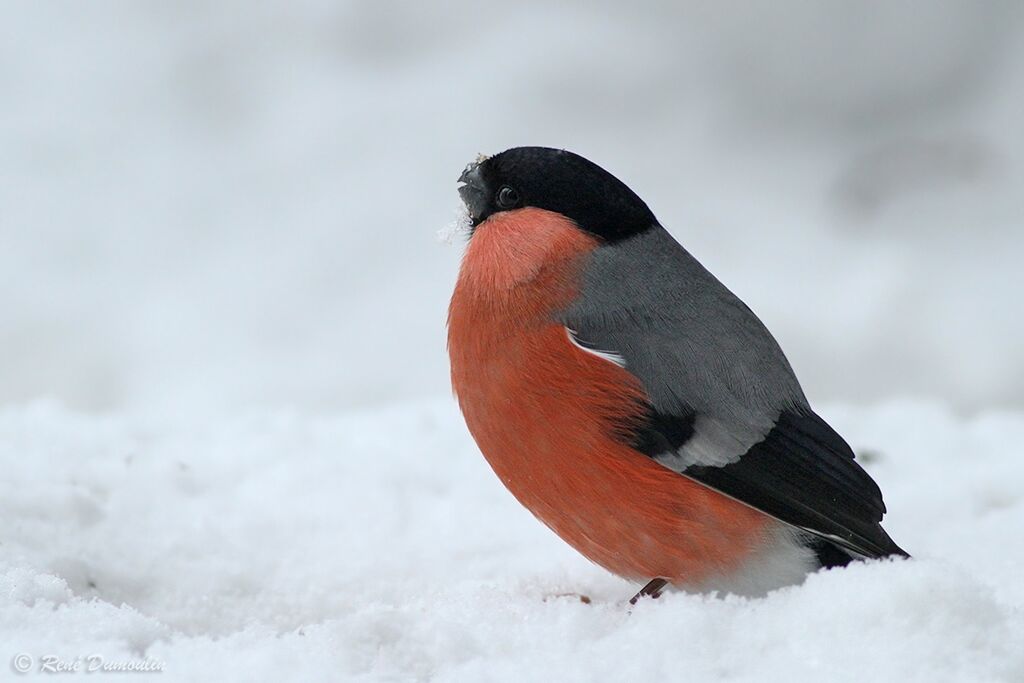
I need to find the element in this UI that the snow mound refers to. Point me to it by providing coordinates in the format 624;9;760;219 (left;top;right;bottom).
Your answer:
1;399;1022;682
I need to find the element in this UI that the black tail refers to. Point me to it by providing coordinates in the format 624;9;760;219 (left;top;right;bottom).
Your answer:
811;532;910;570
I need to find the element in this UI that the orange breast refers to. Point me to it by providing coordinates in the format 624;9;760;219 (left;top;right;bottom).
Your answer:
448;208;776;586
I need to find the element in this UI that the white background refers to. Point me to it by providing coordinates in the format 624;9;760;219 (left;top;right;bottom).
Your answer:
3;3;1023;681
4;1;1022;416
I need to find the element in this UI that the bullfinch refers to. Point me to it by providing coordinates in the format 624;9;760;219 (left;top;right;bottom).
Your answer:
448;146;907;601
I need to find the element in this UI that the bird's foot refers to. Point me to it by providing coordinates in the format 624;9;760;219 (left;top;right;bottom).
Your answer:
629;578;668;605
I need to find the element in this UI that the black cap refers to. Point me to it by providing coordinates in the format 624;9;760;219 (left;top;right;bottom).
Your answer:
457;147;657;242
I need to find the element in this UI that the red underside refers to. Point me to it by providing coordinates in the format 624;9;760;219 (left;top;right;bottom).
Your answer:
448;208;776;585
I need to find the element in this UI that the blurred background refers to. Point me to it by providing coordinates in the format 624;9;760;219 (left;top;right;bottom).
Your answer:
2;1;1022;417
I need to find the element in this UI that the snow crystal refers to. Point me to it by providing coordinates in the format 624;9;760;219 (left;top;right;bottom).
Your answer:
438;204;473;244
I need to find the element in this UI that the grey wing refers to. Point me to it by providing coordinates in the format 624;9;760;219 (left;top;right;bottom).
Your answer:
561;226;906;559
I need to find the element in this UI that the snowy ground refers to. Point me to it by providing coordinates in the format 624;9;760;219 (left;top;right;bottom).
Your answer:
4;3;1024;681
2;398;1022;681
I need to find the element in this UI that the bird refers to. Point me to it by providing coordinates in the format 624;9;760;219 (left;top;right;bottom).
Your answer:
447;146;908;601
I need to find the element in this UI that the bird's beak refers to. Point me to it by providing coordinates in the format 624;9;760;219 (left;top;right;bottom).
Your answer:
458;160;488;225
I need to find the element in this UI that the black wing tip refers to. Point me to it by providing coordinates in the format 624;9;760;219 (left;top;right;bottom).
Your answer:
878;534;911;560
813;538;911;570
846;524;911;561
810;523;910;568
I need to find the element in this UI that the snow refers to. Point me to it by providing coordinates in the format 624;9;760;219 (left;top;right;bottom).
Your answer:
437;205;473;245
3;3;1024;681
2;399;1022;681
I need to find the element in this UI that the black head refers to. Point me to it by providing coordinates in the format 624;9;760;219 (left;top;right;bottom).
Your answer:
457;147;657;242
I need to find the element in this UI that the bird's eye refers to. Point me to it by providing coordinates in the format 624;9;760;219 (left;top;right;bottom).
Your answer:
495;185;519;209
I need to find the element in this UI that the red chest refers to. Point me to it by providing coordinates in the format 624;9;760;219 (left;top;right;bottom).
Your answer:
448;209;775;585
